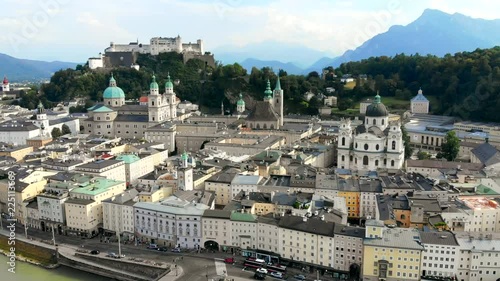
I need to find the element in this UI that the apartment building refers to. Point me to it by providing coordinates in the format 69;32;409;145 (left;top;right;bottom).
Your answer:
65;177;126;237
420;231;460;279
75;159;126;182
201;210;232;251
102;189;139;238
363;220;424;281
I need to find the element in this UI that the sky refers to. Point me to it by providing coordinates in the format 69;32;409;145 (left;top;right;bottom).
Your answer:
1;0;499;62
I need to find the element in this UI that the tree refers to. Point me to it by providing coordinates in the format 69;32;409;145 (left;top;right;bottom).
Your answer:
51;127;62;139
417;150;431;160
401;125;413;159
61;124;72;135
437;131;460;161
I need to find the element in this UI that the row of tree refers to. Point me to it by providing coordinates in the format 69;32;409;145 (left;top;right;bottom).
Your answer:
335;47;500;121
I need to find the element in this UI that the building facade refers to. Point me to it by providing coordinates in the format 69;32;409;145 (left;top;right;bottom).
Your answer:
337;94;404;171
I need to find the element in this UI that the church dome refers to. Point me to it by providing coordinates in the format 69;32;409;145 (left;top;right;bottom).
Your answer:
165;73;174;90
366;94;388;117
103;75;125;99
237;94;245;106
150;75;159;89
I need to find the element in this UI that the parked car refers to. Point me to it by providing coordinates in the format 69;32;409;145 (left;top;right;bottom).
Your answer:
158;246;168;252
106;252;119;258
256;268;268;274
293;275;306;280
254;272;266;280
90;250;100;255
147;244;158;250
269;271;283;279
171;248;181;253
224;257;235;264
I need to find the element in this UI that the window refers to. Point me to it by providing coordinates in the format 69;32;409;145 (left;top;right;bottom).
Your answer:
382;119;385;125
341;137;345;146
375;160;379;166
364;144;368;150
392;140;396;150
341;155;345;162
376;144;379;150
363;156;368;165
373;119;376;125
391;160;395;167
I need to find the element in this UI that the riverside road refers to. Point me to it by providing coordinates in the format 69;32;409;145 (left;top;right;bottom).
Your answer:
2;220;327;281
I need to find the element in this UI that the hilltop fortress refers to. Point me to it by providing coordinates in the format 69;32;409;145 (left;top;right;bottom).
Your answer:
88;36;215;70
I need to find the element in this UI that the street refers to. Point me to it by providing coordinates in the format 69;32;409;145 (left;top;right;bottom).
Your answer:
2;219;335;281
2;220;257;281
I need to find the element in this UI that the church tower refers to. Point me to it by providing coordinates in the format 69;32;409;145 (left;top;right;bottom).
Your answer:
177;151;193;191
263;79;273;104
148;75;162;124
2;76;9;92
34;101;49;136
273;76;284;127
165;73;176;120
337;118;353;169
236;93;245;119
386;122;404;169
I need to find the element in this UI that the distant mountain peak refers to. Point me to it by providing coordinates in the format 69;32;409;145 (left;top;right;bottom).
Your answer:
305;9;500;72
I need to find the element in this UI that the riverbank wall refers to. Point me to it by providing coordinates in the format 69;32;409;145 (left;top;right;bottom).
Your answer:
0;235;57;267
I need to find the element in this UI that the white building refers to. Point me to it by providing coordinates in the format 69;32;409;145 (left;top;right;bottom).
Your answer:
456;234;500;281
201;210;232;251
134;195;211;248
2;76;10;92
333;224;365;272
441;197;500;233
75;159;127;182
65;177;126;237
102;189;138;237
359;180;382;219
177;151;193;191
230;174;262;199
420;231;460;278
411;88;429;114
116;154;154;184
278;215;335;267
230;211;258;250
337;94;404;171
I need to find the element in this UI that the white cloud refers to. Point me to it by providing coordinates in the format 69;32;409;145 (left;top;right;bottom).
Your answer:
77;12;103;27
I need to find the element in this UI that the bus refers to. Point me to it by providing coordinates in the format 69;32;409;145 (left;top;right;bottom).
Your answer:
267;263;286;274
244;258;266;269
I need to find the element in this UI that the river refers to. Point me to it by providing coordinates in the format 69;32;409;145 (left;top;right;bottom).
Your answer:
0;255;109;281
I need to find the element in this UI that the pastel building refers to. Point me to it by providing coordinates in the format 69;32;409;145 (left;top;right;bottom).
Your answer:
65;177;126;237
410;88;429;114
363;220;423;281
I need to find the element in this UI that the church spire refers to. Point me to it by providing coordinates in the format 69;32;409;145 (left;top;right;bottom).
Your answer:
275;74;281;91
374;91;381;104
264;79;273;100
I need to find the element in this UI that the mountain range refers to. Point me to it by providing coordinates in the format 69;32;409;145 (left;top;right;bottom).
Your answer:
0;53;77;82
215;9;500;74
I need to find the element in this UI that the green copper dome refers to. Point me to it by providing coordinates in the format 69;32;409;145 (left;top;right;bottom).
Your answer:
181;151;188;161
366;93;388;117
165;73;174;89
264;79;272;100
237;94;245;106
150;75;159;89
103;74;125;99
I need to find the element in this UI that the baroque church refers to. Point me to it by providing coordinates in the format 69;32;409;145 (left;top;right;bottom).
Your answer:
82;74;178;138
337;93;404;170
245;77;284;129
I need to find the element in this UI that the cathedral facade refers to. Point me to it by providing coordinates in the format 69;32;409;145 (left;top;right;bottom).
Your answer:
337;94;404;170
83;74;178;141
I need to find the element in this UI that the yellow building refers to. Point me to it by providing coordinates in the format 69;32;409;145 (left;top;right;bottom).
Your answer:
0;145;33;162
0;169;56;223
363;220;423;281
338;179;361;218
138;186;172;202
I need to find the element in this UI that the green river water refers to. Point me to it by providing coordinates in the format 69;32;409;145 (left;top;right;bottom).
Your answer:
0;254;109;280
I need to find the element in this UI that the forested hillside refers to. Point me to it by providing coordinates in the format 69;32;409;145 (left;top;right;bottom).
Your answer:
335;47;500;122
